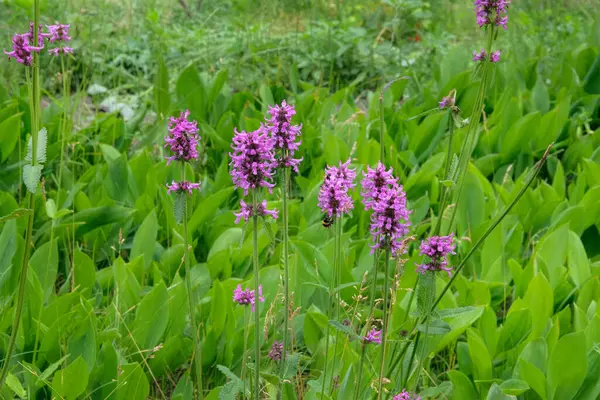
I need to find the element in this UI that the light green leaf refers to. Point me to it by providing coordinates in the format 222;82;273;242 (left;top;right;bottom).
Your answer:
115;363;149;400
132;281;169;349
497;309;532;353
500;379;530;396
0;113;21;162
6;373;26;398
548;332;587;400
51;356;89;400
131;209;158;268
23;164;43;193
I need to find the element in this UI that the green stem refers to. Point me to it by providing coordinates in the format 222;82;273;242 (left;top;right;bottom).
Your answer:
57;56;70;208
252;191;261;400
445;26;495;235
183;165;203;400
242;307;250;397
386;277;418;378
403;331;421;388
329;216;343;394
379;86;385;162
0;0;40;388
377;248;390;400
281;161;290;379
353;250;380;400
432;110;456;236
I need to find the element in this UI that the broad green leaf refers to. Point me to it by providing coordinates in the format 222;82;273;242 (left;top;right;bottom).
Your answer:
467;328;493;386
25;127;47;164
210;280;228;337
448;370;478;400
131;209;158;268
73;249;97;295
51;356;89;400
524;274;553;339
132;281;169;350
29;239;58;301
500;379;530;396
188;187;234;234
0;220;17;295
487;383;516;400
497;308;532;353
0;113;21;162
154;53;171;118
567;230;591;287
115;363;149;400
0;208;31;224
548;332;587;400
73;206;135;237
519;358;547;400
6;373;25;398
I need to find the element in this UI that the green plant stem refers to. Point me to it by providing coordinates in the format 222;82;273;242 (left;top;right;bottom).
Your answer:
281;160;290;379
377;248;390;400
182;165;204;400
379;85;385;161
432;110;456;236
0;0;40;388
56;56;70;208
329;215;344;394
252;191;261;400
353;250;380;400
242;307;250;397
403;331;421;388
445;26;495;235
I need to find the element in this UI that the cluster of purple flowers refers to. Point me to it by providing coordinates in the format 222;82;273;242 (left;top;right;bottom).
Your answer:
233;284;265;312
166;180;200;195
438;95;455;109
165;110;201;164
266;100;302;171
4;22;73;65
234;199;279;224
318;159;356;218
164;110;202;197
393;390;421;400
474;0;510;29
268;340;284;361
230;126;276;195
416;234;456;276
363;328;382;345
473;49;501;63
361;163;410;256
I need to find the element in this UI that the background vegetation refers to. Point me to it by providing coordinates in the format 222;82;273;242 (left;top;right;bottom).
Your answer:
0;0;599;399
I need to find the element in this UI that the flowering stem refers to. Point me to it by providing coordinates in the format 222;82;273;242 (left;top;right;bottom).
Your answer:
329;215;344;394
432;110;455;236
0;1;40;388
353;250;380;400
252;191;261;400
376;248;390;400
56;55;70;208
379;86;385;161
182;164;204;400
445;26;495;235
281;161;290;379
242;306;250;396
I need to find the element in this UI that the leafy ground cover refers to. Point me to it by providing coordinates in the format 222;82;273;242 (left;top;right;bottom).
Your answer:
0;0;600;399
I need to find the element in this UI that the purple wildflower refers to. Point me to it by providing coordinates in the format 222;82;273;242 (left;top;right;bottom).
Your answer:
369;185;410;256
361;162;398;211
473;48;487;62
393;390;421;400
164;110;200;165
49;47;73;56
26;22;47;48
416;234;456;276
266;100;303;171
4;33;43;66
364;328;382;344
318;159;356;218
268;341;284;361
474;0;510;29
234;199;279;224
230;126;276;195
233;284;265;312
46;24;71;43
490;50;501;63
439;95;456;109
166;180;200;195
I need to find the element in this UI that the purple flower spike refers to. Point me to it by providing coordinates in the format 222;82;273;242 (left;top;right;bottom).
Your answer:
233;284;265;312
26;22;47;48
47;24;71;43
49;47;73;56
364;328;382;344
4;33;43;66
266;100;303;172
361;162;398;211
416;234;456;276
166;180;201;195
229;126;276;195
490;50;501;63
393;389;421;400
268;340;284;361
439;95;455;109
318;159;356;218
164;110;200;165
369;185;410;257
234;199;279;224
474;0;510;29
473;48;487;62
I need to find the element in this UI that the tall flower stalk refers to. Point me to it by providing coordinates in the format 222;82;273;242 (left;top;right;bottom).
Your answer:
230;125;277;399
317;159;355;398
165;110;203;400
265;101;302;379
0;1;44;388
